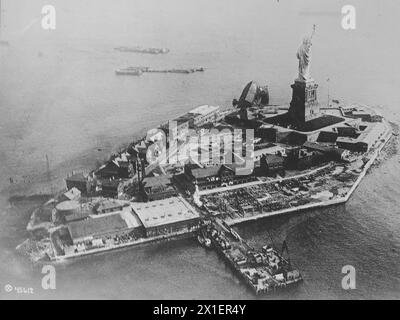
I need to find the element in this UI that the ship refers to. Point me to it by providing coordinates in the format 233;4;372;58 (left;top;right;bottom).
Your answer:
115;67;144;76
114;46;169;54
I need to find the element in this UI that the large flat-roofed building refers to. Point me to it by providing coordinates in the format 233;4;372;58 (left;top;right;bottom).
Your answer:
96;199;129;214
336;122;386;153
67;211;143;245
188;105;221;127
130;197;200;238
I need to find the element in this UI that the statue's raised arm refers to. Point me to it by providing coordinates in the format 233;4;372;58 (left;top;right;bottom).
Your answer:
296;25;316;81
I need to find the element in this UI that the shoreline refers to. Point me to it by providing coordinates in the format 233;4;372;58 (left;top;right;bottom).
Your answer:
51;229;197;262
46;119;392;262
225;119;393;226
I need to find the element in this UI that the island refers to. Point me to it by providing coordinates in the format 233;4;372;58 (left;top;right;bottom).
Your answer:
17;30;392;295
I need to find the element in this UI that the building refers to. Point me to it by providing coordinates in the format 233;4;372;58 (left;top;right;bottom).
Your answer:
188;105;221;127
164;115;191;141
254;143;286;161
55;200;83;223
186;164;255;190
96;179;122;198
259;154;285;175
95;152;132;179
336;122;386;153
255;126;278;142
336;126;359;138
302;141;348;161
189;105;221;127
130;197;200;238
95;200;129;214
65;173;88;194
317;130;338;143
64;209;91;223
67;213;143;245
187;165;231;190
341;106;383;123
59;187;81;202
142;175;177;201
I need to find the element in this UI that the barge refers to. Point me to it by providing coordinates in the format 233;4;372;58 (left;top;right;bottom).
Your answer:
203;219;302;294
115;66;205;76
114;46;170;54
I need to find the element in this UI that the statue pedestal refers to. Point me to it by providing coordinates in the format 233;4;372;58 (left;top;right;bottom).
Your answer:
288;78;320;128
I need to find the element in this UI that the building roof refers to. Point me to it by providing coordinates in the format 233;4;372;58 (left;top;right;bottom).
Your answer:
99;178;122;188
174;114;194;124
142;175;172;188
264;154;284;166
191;165;221;179
317;131;338;143
189;105;219;116
67;214;129;241
303;141;334;153
63;187;81;201
254;144;285;157
56;200;80;212
65;210;91;223
130;197;199;229
96;200;128;213
66;173;87;183
120;210;143;229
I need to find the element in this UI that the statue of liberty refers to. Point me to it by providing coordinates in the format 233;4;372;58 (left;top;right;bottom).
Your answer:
297;25;316;81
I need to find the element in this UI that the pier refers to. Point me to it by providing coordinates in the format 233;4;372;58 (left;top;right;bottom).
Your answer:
199;218;302;295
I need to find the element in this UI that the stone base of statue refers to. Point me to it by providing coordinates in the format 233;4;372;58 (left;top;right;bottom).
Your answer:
288;77;320;129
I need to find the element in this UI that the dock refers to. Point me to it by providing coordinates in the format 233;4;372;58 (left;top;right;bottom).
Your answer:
200;219;302;295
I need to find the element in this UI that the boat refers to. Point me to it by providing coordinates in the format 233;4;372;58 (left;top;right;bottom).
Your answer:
115;68;143;76
197;230;212;248
114;46;169;54
116;66;205;76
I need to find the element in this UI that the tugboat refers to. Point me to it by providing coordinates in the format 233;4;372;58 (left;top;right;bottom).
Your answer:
197;229;212;248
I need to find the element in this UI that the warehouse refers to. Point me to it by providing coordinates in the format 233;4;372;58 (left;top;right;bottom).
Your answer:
130;197;200;238
141;175;177;201
67;212;144;245
65;172;88;194
336;122;386;153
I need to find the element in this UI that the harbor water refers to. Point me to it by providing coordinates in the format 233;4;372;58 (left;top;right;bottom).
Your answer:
0;0;399;299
